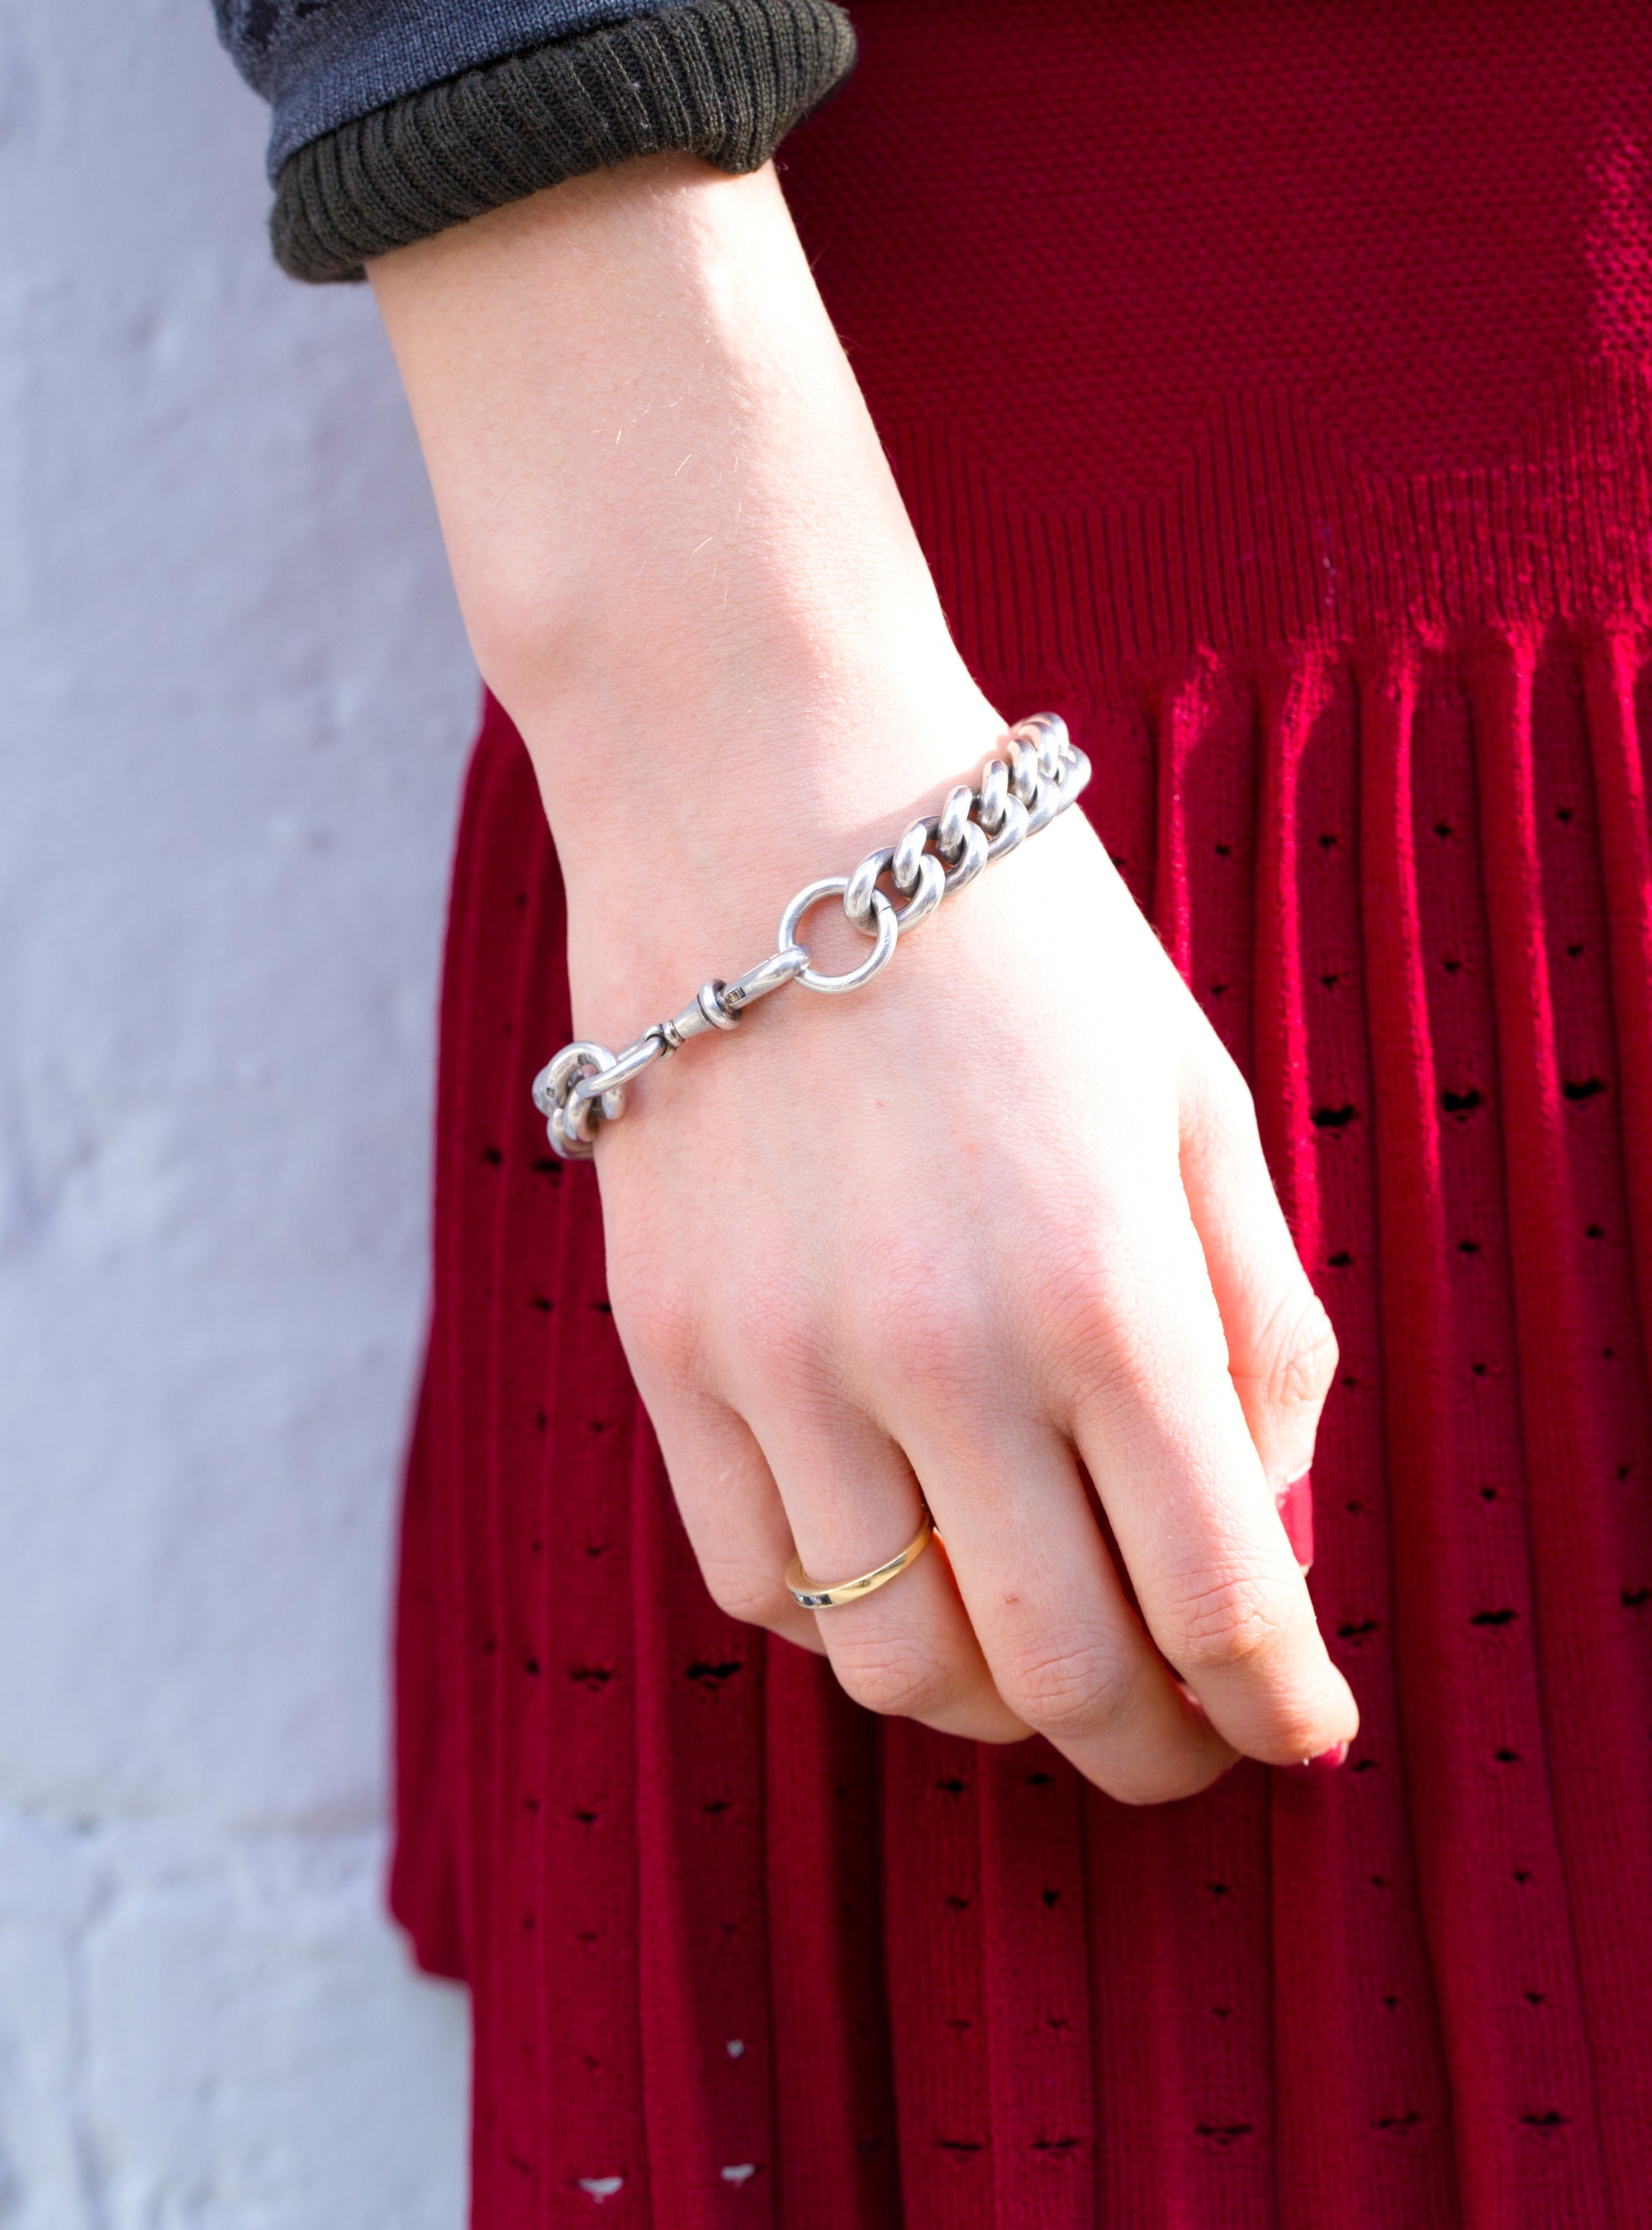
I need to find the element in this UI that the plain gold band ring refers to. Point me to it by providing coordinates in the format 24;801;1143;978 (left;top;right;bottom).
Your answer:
785;1506;935;1611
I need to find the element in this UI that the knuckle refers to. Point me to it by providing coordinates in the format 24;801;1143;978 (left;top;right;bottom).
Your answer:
610;1269;702;1389
995;1635;1135;1738
732;1271;836;1400
1028;1245;1140;1400
1262;1288;1337;1406
1278;1289;1339;1407
1237;1283;1339;1418
696;1558;792;1631
857;1271;992;1404
1161;1568;1294;1677
828;1632;961;1722
1041;1266;1120;1364
1092;1750;1231;1809
1037;1223;1232;1423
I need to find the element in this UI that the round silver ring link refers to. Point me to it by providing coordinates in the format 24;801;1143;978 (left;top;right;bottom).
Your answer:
931;782;990;895
1007;733;1044;808
843;847;887;935
937;784;975;859
888;821;948;931
533;1040;623;1160
778;878;900;994
941;818;990;895
890;818;929;890
1051;745;1091;815
843;833;946;937
895;847;947;927
1037;720;1069;780
1023;780;1063;837
529;715;1089;1152
1013;711;1069;783
1014;714;1080;835
573;1029;667;1102
984;791;1031;861
976;757;1011;832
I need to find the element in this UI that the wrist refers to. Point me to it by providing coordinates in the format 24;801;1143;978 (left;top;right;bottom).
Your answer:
518;664;1009;1019
532;711;1096;1159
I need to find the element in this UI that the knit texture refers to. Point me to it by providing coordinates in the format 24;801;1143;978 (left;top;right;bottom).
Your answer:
392;2;1652;2222
268;0;855;282
216;0;686;175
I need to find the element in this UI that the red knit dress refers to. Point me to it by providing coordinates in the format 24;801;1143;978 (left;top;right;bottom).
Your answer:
388;5;1652;2223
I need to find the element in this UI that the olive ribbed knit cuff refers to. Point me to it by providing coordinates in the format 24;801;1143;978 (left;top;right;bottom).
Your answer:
271;0;855;282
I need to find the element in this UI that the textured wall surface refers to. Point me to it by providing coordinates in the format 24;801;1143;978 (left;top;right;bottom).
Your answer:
0;2;477;2220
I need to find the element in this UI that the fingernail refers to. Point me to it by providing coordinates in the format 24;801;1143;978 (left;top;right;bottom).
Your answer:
1289;1740;1350;1774
1276;1466;1315;1573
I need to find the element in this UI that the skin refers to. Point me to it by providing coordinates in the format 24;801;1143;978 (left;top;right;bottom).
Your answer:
370;152;1358;1800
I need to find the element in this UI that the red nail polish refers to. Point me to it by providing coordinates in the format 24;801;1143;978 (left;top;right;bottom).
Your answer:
1276;1468;1315;1572
1290;1740;1350;1774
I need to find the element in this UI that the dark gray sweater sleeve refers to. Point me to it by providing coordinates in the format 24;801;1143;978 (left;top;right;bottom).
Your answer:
215;0;855;282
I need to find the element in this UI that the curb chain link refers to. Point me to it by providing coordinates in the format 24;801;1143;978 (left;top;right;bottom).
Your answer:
532;714;1091;1160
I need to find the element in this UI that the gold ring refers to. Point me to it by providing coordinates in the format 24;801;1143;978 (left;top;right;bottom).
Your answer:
785;1506;935;1610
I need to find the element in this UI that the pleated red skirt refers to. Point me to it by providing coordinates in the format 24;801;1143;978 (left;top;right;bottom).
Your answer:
389;5;1652;2223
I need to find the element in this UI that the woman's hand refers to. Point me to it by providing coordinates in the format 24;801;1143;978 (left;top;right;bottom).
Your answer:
371;153;1358;1797
594;790;1355;1798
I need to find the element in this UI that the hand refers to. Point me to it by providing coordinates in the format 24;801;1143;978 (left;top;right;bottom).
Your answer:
370;152;1358;1797
585;742;1355;1800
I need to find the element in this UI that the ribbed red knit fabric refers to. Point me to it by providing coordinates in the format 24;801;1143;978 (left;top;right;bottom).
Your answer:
388;5;1652;2222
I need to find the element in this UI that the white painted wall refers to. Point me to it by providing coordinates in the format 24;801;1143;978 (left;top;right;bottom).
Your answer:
0;1;478;2220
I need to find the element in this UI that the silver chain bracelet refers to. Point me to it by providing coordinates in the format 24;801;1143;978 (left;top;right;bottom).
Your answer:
532;712;1091;1159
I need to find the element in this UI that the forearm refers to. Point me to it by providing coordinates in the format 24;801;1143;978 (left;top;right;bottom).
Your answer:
366;151;1355;1786
369;154;999;1003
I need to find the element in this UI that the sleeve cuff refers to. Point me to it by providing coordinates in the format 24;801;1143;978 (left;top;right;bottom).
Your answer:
270;0;856;283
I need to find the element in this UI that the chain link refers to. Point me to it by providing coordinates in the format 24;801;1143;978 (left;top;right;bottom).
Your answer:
531;714;1091;1159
